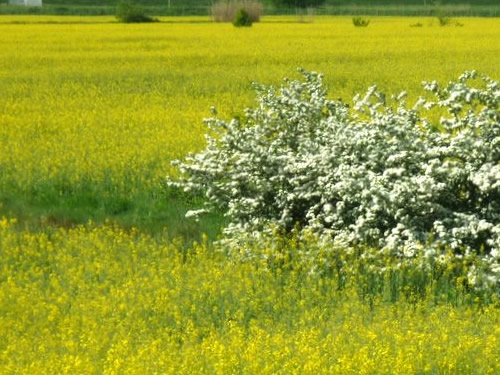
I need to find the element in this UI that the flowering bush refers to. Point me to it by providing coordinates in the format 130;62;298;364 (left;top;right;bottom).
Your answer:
168;69;500;284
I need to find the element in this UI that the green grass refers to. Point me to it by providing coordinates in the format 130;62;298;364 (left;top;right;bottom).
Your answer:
0;185;225;242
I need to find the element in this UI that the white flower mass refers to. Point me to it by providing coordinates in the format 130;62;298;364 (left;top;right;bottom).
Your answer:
168;69;500;287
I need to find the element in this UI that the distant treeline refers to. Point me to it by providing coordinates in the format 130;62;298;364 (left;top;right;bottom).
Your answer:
1;0;499;16
19;0;500;5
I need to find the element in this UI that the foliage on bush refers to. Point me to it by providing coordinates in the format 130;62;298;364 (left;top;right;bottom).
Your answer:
233;8;252;27
169;69;500;286
115;1;156;23
211;1;262;23
353;17;370;27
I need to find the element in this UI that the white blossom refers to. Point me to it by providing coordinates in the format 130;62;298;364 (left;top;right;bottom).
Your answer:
168;69;500;287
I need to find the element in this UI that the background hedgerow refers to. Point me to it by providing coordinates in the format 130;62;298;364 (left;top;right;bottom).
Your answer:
169;69;500;287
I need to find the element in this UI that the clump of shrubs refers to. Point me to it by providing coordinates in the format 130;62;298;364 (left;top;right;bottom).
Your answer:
233;8;252;27
211;1;263;23
115;1;157;23
352;17;370;27
169;69;500;288
437;15;451;26
437;15;463;27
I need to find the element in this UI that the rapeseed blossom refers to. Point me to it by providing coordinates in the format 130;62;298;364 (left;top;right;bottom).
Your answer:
0;220;499;374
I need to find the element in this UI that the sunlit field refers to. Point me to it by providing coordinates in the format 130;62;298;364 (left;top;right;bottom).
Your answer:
1;220;499;374
1;16;499;199
0;16;499;373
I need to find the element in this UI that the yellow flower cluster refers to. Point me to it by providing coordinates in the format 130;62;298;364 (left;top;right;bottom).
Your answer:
0;220;499;374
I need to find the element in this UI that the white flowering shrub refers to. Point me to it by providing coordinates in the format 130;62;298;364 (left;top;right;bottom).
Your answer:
168;69;500;285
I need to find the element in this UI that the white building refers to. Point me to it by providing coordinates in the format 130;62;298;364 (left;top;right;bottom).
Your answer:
9;0;42;6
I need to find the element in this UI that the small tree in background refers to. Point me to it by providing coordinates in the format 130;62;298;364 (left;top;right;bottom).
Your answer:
115;1;156;23
352;17;370;27
211;1;263;23
233;8;253;27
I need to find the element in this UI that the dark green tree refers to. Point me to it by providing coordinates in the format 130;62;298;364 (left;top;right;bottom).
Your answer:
115;1;156;23
233;9;253;27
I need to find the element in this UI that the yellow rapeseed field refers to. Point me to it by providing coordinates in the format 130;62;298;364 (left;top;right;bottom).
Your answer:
0;16;499;194
0;219;499;374
1;16;500;373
